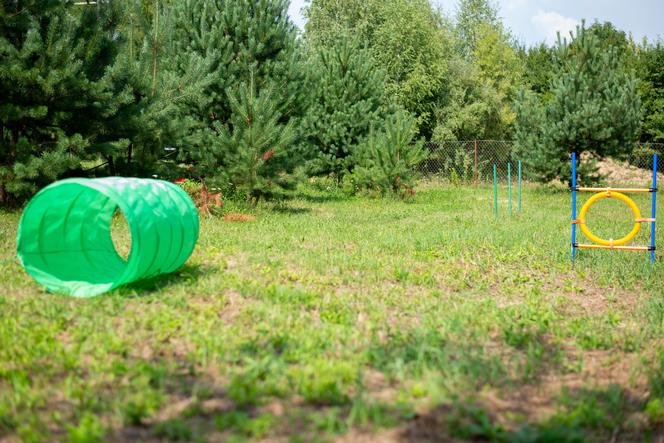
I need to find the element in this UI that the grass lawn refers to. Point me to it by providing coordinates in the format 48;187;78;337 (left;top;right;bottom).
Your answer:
1;181;663;442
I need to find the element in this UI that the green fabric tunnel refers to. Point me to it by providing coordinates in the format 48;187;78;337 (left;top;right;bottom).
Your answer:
16;177;199;297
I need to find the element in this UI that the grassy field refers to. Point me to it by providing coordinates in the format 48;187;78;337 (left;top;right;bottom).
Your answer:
1;181;664;442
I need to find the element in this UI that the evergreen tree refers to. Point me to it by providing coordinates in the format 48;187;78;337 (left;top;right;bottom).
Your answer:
350;111;426;198
301;35;390;178
209;79;297;203
101;0;213;177
514;24;642;184
519;43;555;97
168;0;307;187
638;41;664;143
0;0;130;203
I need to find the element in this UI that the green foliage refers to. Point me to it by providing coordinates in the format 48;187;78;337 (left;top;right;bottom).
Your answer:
638;41;664;143
66;413;105;443
210;80;297;203
101;0;213;178
455;0;500;55
648;349;664;399
2;185;664;440
154;419;194;442
519;43;555;96
215;411;276;439
305;0;451;138
515;23;642;184
0;0;129;203
301;35;389;177
645;398;664;425
434;5;522;140
169;0;306;180
349;112;426;198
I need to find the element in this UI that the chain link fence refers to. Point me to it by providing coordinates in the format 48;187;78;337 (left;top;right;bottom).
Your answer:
418;140;664;186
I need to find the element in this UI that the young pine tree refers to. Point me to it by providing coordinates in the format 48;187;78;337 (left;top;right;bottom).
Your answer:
101;0;213;177
168;0;307;186
301;35;390;178
350;111;426;198
514;23;641;184
0;0;129;203
210;79;297;204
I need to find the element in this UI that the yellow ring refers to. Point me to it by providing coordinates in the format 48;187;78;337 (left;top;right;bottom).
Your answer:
579;191;641;246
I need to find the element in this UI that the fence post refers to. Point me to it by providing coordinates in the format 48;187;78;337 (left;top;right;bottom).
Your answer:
474;139;478;187
518;160;522;212
493;164;498;216
571;152;577;264
651;153;658;265
508;162;512;217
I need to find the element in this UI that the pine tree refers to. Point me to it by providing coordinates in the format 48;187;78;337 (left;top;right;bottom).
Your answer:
167;0;307;187
514;23;642;184
0;0;129;203
638;41;664;143
210;79;297;203
350;111;426;198
101;0;213;177
301;35;390;178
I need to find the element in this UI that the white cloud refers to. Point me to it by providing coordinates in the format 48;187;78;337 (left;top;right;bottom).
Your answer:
531;9;580;44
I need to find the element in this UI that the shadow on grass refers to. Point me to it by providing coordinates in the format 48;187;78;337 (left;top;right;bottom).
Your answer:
292;189;349;203
401;385;662;443
271;205;313;215
115;263;210;297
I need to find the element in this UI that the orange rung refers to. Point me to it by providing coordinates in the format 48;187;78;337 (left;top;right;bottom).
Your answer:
576;187;652;193
636;218;656;223
575;244;651;251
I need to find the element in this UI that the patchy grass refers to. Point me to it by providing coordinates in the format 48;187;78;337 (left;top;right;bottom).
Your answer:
1;182;663;442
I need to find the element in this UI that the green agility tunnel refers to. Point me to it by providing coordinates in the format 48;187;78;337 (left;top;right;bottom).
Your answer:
16;177;199;297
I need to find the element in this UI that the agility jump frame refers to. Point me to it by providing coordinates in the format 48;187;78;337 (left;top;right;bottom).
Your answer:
571;152;658;264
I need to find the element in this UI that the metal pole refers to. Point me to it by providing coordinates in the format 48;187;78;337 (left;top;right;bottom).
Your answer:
571;152;577;264
474;140;478;187
518;160;522;212
493;164;498;216
651;153;658;264
508;162;512;217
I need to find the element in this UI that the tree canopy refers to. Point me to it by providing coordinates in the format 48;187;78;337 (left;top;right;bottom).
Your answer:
0;0;662;203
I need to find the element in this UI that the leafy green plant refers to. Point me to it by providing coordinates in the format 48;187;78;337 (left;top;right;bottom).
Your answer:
66;413;105;443
154;419;194;442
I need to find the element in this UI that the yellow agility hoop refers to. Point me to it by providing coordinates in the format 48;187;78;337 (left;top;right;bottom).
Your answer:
579;191;641;246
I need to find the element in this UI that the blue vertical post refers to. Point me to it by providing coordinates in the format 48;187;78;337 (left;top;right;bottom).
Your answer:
508;162;512;217
651;153;658;264
571;152;577;264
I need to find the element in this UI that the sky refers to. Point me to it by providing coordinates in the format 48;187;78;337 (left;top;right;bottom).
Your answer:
287;0;664;46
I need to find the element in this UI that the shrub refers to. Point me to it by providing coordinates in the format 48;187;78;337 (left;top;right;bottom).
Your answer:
349;111;426;199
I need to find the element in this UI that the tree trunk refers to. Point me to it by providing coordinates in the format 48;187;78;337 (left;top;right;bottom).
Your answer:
107;155;116;175
127;143;133;171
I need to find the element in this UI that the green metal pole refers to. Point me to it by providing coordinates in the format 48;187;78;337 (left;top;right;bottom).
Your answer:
508;162;512;217
518;160;522;212
493;164;498;216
